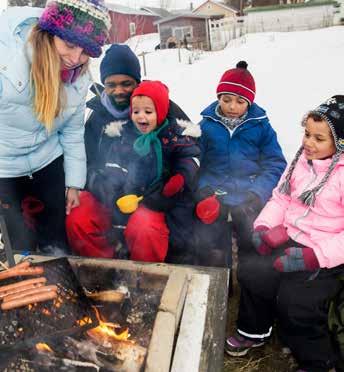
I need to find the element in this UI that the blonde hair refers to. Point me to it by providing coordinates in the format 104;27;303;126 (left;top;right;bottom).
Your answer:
29;25;63;132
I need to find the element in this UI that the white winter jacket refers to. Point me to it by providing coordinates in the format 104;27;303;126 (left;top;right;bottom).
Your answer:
0;7;91;188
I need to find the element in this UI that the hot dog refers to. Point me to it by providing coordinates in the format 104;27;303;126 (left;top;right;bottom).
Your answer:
3;285;58;302
0;282;45;299
0;261;31;279
1;291;57;310
0;265;44;280
0;277;47;294
0;261;31;272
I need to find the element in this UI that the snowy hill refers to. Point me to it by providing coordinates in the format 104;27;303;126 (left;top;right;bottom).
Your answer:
90;26;344;161
125;33;160;55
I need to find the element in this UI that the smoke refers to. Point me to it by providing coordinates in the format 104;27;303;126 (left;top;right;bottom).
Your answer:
38;245;69;257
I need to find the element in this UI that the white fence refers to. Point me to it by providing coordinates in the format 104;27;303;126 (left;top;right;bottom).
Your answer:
209;17;244;51
209;4;336;50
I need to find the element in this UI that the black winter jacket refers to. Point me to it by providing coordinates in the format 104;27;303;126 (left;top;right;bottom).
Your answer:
87;118;201;213
84;84;191;174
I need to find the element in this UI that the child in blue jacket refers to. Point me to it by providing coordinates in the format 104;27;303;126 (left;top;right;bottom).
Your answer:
195;61;287;266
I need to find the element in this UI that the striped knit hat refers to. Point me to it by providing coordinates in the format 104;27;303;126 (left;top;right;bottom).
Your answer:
279;95;344;207
216;61;256;104
39;0;111;58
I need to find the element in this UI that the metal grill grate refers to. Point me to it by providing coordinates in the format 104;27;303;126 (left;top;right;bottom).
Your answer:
0;258;97;357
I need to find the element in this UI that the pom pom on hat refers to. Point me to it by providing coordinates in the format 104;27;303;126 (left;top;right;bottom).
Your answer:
131;80;170;126
216;61;256;104
39;0;111;58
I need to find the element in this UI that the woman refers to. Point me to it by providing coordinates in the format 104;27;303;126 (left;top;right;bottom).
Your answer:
0;0;110;253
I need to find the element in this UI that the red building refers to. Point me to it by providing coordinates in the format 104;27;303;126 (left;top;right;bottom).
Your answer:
106;3;165;43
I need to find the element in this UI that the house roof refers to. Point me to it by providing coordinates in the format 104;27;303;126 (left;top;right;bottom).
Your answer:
154;13;223;25
193;0;239;14
140;6;172;18
105;2;156;16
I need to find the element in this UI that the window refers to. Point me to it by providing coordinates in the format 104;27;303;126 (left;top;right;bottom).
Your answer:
172;26;193;41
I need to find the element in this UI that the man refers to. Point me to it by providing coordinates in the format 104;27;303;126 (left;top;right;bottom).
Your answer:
66;44;191;259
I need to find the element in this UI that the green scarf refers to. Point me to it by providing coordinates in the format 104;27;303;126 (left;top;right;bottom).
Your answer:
133;119;169;185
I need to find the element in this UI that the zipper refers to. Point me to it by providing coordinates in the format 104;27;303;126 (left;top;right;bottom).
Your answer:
291;161;317;240
98;126;105;154
202;113;266;138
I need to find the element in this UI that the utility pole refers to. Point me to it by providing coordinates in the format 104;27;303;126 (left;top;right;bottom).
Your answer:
140;51;147;77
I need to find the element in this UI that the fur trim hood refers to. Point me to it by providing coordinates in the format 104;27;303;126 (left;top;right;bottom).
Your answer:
176;119;201;138
104;120;128;137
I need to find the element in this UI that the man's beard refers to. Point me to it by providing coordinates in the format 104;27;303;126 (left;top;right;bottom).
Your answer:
109;94;131;111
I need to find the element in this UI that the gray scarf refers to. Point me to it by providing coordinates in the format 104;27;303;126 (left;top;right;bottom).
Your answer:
100;91;130;120
215;104;248;130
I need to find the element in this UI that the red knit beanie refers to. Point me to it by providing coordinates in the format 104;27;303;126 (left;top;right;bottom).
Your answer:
131;80;170;125
216;61;256;104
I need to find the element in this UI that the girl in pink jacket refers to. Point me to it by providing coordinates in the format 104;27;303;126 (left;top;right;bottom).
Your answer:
226;95;344;372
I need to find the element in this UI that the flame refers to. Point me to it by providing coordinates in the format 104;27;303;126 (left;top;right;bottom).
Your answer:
88;321;130;342
36;343;53;353
83;307;130;342
76;316;93;326
42;308;52;316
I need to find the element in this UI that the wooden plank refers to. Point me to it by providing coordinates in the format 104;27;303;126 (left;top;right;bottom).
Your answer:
198;267;229;372
171;273;210;372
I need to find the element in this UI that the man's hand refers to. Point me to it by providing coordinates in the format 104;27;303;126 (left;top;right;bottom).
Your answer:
66;187;80;215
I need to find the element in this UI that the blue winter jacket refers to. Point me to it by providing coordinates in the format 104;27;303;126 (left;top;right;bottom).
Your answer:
0;7;90;188
199;101;287;206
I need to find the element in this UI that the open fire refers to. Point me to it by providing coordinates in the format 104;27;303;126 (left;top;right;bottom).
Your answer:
0;257;165;372
85;307;130;342
29;306;145;372
0;255;228;372
35;342;53;353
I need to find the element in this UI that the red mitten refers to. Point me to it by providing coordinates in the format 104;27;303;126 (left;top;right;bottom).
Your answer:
273;247;319;272
196;195;220;224
261;224;289;248
252;226;271;255
162;174;185;197
21;196;44;231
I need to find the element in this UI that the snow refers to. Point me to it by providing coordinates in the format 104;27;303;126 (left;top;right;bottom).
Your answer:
125;33;160;55
90;26;344;162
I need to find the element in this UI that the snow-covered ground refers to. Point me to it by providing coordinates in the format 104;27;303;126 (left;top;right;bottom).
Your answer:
125;33;160;55
90;27;344;162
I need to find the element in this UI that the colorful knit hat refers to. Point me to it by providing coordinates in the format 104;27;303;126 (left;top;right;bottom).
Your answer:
216;61;256;104
131;80;170;125
39;0;111;58
279;95;344;207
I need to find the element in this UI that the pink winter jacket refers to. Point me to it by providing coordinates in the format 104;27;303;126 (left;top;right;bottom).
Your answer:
254;152;344;269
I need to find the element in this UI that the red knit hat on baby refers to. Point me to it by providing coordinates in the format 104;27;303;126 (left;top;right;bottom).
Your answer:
216;61;256;104
131;80;170;125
